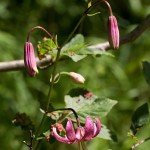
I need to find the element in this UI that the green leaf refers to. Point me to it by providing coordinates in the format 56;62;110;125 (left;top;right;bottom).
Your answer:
60;34;114;62
131;103;149;135
65;88;117;121
61;34;85;52
37;37;58;59
61;34;86;62
142;61;150;86
97;125;117;141
85;48;114;57
66;54;87;62
88;1;92;8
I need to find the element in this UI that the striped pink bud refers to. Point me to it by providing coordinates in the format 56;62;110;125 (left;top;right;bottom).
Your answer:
24;42;38;77
108;15;119;49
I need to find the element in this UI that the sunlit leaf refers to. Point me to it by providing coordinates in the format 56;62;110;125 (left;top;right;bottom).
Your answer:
61;34;85;52
60;34;86;62
97;125;117;141
37;37;58;59
60;34;114;62
65;88;117;122
88;1;92;8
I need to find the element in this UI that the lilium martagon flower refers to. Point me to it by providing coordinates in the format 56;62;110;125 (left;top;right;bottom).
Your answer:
24;42;38;77
24;26;53;77
107;15;119;49
51;116;101;144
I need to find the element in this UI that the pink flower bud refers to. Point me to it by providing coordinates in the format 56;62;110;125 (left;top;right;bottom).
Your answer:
108;15;119;49
69;72;85;84
24;42;38;77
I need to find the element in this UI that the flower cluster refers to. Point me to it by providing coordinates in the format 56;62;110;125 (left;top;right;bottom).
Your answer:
51;116;101;144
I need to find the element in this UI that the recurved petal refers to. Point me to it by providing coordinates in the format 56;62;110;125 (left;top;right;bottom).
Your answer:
76;126;85;141
93;117;101;137
66;119;76;142
83;116;94;140
52;127;72;144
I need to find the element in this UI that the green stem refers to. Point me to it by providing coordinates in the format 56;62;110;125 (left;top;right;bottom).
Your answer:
131;137;150;150
32;4;91;149
33;47;61;150
63;14;86;46
81;141;87;150
78;142;81;150
62;0;112;46
62;0;110;46
47;107;79;124
34;141;41;150
46;47;61;111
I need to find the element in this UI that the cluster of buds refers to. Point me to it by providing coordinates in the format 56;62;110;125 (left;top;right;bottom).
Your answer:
51;116;101;144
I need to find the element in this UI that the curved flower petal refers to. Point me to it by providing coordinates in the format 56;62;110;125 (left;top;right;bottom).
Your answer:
66;119;76;142
52;127;72;144
108;15;119;49
83;116;94;140
24;42;38;77
76;126;85;141
93;117;101;137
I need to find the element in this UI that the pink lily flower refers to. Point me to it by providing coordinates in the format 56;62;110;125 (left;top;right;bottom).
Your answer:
51;116;101;144
108;15;120;49
24;42;38;77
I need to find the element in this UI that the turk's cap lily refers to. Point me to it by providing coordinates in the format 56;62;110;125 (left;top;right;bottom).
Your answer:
69;72;85;84
51;116;101;144
24;42;38;77
108;15;119;49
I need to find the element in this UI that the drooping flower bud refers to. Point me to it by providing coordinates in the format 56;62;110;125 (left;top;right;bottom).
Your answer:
108;15;119;49
69;72;85;84
24;42;38;77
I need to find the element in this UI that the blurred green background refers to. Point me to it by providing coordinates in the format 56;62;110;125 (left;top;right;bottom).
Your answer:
0;0;150;149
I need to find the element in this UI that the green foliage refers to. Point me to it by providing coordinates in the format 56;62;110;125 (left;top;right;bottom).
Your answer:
65;88;117;120
131;103;149;135
97;125;117;141
61;34;113;62
142;61;150;86
37;37;58;59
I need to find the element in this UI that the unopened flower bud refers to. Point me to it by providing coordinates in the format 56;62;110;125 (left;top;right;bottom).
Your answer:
24;42;38;77
108;15;119;49
69;72;85;84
